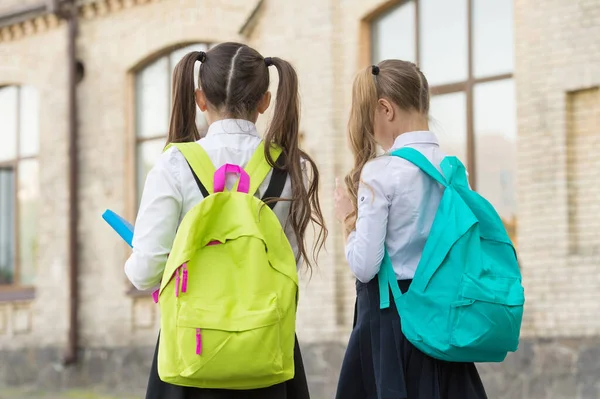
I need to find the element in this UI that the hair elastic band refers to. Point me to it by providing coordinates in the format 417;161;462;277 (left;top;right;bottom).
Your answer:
264;57;274;67
371;65;380;76
196;51;207;63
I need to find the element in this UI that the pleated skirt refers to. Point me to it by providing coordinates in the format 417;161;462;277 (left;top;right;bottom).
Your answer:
335;277;488;399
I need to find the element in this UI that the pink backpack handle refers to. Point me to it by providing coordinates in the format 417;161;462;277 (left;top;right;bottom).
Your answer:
213;164;250;194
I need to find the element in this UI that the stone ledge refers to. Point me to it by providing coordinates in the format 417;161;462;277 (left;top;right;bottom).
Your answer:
1;338;598;399
0;0;164;43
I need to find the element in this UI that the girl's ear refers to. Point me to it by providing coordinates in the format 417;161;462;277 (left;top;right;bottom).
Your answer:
378;98;395;122
196;88;208;112
257;91;272;115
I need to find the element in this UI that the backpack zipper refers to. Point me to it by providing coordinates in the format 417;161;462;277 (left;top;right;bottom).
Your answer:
181;263;188;294
196;328;203;355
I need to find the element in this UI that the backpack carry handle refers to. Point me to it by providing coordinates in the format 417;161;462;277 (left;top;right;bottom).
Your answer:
391;148;447;187
214;164;250;193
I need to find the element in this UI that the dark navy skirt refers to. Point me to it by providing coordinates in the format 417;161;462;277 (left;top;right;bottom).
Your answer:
335;278;488;399
146;333;310;399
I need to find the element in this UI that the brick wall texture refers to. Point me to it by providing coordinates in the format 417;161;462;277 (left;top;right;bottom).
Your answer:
0;0;599;397
514;0;600;339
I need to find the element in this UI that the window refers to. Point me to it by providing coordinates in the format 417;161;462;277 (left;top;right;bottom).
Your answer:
0;85;40;288
371;0;516;239
135;43;210;201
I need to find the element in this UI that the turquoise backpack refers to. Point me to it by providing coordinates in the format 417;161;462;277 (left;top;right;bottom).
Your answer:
378;147;525;363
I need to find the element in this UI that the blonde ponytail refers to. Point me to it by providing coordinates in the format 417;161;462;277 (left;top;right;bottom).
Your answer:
344;66;379;230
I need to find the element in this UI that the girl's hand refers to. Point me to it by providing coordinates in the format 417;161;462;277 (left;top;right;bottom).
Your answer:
334;178;353;224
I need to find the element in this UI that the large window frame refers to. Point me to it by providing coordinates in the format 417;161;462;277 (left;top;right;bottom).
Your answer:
0;85;39;300
369;0;514;187
368;0;516;240
127;43;212;295
133;43;212;205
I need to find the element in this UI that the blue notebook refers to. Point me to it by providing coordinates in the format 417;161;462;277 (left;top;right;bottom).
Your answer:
102;209;134;247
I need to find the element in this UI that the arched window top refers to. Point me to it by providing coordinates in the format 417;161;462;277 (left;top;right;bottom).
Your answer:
134;43;211;202
135;43;210;141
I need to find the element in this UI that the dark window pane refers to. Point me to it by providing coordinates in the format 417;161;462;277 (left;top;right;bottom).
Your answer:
19;85;40;157
136;57;169;139
0;86;18;162
430;92;468;165
419;0;468;86
371;1;416;63
0;168;15;285
473;0;514;78
18;159;39;285
474;79;517;223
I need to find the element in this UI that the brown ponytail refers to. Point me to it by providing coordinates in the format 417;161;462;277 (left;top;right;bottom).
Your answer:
167;51;202;144
264;57;327;271
165;42;327;270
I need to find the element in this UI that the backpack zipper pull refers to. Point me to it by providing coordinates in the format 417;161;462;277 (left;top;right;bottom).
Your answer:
196;328;203;355
182;263;188;294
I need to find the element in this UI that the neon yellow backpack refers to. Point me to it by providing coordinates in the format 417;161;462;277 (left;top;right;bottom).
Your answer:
155;141;298;389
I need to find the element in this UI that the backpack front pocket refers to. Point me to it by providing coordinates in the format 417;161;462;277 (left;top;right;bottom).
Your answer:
450;274;524;354
176;295;284;384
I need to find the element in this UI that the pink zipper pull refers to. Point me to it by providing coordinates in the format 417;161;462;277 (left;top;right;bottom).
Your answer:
175;268;180;297
182;263;188;293
196;328;202;355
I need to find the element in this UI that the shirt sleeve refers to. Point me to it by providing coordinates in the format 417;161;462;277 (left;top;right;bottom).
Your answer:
345;158;397;283
124;149;183;290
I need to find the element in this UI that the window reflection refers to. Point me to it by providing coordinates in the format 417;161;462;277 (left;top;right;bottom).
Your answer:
0;87;18;162
429;92;468;164
0;168;14;285
19;85;40;157
18;159;39;285
419;0;468;86
371;2;416;63
0;86;39;287
474;79;517;223
136;57;169;139
473;0;514;78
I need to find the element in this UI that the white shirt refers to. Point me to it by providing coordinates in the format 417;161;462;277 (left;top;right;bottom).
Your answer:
125;119;302;291
345;131;446;283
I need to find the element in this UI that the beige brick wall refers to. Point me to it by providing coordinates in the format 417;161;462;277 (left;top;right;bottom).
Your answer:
567;88;600;255
0;21;70;348
514;0;600;338
2;0;598;356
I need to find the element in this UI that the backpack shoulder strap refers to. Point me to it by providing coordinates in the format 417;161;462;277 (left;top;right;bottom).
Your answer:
165;142;215;194
261;153;287;210
244;141;283;195
188;162;210;198
390;147;447;188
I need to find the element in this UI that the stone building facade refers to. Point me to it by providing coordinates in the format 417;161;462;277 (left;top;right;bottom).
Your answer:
0;0;598;398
